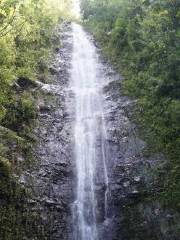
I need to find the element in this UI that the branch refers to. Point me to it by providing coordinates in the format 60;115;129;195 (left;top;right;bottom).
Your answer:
0;6;16;36
0;19;26;38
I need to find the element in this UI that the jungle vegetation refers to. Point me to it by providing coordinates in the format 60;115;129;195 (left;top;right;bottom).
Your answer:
0;0;71;238
0;0;71;129
0;0;72;175
80;0;180;208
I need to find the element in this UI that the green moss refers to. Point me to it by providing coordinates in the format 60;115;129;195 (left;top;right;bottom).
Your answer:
0;157;11;177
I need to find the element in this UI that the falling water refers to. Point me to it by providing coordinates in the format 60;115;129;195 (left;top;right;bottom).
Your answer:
71;23;109;240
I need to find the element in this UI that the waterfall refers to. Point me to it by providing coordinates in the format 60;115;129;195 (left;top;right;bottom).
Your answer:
71;23;109;240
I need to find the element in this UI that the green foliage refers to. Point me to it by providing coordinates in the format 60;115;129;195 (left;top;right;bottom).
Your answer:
0;0;72;119
2;91;37;132
0;0;72;236
81;0;180;208
0;0;72;141
0;0;73;166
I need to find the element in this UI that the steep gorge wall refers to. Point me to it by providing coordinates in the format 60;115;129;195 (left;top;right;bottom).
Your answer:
1;21;180;240
0;22;74;240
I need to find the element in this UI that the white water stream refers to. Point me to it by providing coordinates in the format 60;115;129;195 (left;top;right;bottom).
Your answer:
71;23;109;240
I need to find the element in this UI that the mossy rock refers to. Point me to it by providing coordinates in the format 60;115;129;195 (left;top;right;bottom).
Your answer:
16;77;38;90
0;157;11;178
0;126;24;144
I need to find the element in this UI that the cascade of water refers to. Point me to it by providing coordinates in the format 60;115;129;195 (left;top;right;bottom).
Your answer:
71;23;109;240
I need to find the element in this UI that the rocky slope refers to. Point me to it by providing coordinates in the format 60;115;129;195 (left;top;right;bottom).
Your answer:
18;23;75;240
99;46;180;240
2;22;179;240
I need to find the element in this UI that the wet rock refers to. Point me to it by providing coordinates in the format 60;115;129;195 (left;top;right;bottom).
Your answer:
55;47;60;52
49;66;58;75
39;104;52;113
134;176;141;183
123;181;130;187
19;22;74;240
12;81;21;91
100;41;180;240
17;77;38;90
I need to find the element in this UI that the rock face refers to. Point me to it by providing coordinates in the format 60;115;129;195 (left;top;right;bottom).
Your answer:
21;23;75;240
98;50;180;239
19;22;180;240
